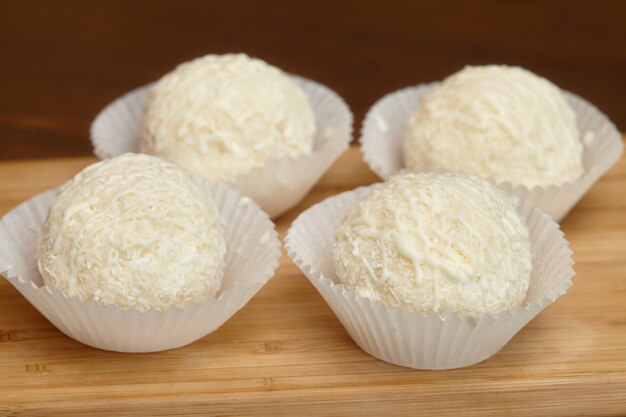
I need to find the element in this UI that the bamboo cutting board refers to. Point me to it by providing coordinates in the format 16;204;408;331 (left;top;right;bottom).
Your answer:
1;145;625;416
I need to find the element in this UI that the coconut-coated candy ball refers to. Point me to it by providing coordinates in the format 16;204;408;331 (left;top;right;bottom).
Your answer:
333;172;532;316
142;53;316;183
404;65;583;188
37;153;226;312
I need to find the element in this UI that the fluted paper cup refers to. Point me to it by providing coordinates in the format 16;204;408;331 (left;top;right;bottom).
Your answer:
0;181;280;353
360;83;623;222
285;184;575;370
91;76;353;219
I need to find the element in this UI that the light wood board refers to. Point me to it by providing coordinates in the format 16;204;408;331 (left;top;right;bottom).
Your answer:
1;145;625;416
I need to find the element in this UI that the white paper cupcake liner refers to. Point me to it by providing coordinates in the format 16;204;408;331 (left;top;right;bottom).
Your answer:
360;83;623;222
91;76;353;219
0;181;280;353
285;184;575;370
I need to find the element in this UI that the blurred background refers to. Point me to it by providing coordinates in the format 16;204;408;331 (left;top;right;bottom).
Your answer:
0;0;624;159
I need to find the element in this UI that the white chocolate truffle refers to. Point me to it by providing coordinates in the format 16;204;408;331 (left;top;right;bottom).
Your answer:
333;172;532;316
36;153;226;312
404;65;583;188
141;53;316;183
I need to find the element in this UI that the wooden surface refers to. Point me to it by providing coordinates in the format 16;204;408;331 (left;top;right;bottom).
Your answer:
0;145;625;416
1;0;626;159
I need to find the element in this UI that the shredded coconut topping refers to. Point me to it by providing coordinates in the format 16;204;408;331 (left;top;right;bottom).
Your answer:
404;65;583;188
141;53;316;183
333;172;532;315
36;153;226;312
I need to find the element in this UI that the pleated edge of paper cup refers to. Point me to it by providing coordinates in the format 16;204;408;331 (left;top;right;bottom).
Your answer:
360;82;438;179
284;184;576;367
89;75;354;189
359;83;624;193
90;83;147;160
0;180;281;316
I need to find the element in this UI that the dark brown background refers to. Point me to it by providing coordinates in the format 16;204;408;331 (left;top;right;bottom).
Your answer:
1;0;625;160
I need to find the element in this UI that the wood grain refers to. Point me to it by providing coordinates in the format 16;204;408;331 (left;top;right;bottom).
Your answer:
1;0;625;159
1;145;626;416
